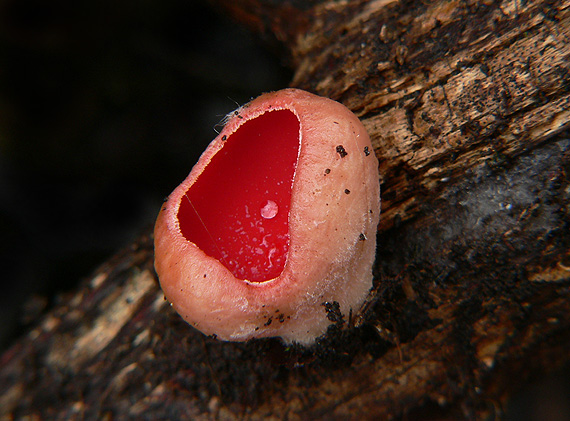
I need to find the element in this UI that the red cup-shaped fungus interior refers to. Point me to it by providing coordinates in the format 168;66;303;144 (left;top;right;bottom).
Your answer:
177;109;301;282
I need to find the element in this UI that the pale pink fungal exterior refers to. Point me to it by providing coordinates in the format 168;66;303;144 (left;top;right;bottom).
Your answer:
154;88;380;345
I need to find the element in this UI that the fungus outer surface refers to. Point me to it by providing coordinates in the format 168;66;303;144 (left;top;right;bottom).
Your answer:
154;88;381;345
177;110;300;282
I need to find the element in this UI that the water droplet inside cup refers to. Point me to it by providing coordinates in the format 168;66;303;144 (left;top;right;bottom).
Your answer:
260;200;278;219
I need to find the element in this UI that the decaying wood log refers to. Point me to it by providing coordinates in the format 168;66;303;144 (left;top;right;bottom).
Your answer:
1;0;569;419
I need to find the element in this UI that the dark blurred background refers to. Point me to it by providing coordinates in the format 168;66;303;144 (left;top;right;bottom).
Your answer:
0;0;292;350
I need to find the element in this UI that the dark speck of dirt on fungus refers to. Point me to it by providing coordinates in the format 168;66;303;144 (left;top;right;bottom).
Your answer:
323;301;344;324
336;145;348;158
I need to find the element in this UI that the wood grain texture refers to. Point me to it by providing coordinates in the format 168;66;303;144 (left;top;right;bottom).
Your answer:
1;0;569;419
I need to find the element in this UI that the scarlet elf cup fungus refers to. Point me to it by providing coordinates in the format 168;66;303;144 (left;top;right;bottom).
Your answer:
154;88;380;345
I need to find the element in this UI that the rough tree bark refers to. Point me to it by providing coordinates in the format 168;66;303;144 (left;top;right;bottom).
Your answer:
1;0;569;419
